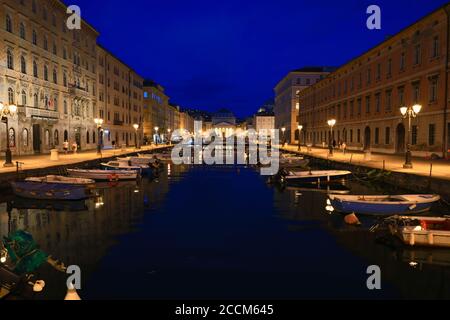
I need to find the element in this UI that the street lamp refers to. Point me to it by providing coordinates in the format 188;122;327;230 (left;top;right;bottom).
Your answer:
400;104;422;169
327;119;336;155
0;102;18;167
281;127;286;147
154;126;159;146
297;125;303;151
133;123;140;149
94;118;104;155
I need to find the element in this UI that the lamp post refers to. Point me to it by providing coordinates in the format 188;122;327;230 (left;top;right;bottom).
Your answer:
327;119;336;156
297;125;303;151
0;102;17;167
167;128;172;145
281;127;286;147
154;127;159;146
133;123;140;149
400;104;422;169
94;118;104;156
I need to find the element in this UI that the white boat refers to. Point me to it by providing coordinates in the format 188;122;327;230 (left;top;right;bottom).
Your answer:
25;175;95;186
329;194;440;215
282;170;351;184
139;153;172;162
67;169;138;181
117;156;160;166
387;215;450;248
101;160;152;175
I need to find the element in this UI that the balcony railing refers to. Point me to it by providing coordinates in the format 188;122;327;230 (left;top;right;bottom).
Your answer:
113;120;124;126
68;84;90;97
18;106;60;120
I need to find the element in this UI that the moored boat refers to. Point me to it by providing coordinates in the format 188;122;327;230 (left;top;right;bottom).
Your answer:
67;169;138;181
101;160;152;176
10;181;91;201
329;194;441;215
387;215;450;248
281;170;351;184
116;156;159;166
25;175;95;186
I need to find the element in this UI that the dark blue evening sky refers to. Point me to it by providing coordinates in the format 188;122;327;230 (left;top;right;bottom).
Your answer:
65;0;448;118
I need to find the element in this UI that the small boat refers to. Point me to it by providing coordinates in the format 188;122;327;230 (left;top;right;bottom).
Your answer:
387;215;450;248
281;170;351;184
101;160;152;176
67;169;138;181
139;153;172;162
10;181;91;201
279;158;310;169
25;175;95;186
329;194;441;215
116;156;159;166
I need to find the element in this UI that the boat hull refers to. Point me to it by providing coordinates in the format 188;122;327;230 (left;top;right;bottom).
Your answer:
10;181;90;201
284;171;351;184
67;169;137;181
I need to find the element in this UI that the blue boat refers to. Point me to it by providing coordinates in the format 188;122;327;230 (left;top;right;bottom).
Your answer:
328;194;441;216
10;181;91;201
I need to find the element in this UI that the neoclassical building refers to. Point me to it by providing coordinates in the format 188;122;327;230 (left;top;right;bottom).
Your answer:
298;4;450;158
0;0;99;155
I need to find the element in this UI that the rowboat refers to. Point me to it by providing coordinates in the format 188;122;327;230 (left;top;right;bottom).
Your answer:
67;169;138;181
387;215;450;248
329;194;441;215
25;175;95;186
282;170;351;184
101;160;152;176
10;181;91;201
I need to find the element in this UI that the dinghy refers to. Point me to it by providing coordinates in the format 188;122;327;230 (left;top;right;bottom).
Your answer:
10;181;91;201
386;215;450;248
101;160;152;176
67;169;138;181
281;170;351;184
116;156;159;166
329;194;440;215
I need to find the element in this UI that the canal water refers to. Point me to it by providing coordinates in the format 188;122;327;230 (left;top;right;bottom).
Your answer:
1;163;450;300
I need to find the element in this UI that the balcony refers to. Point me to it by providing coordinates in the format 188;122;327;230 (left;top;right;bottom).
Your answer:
68;84;90;98
113;120;124;126
18;106;60;121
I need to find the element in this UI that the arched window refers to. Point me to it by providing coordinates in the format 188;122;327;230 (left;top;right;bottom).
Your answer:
32;30;37;45
86;131;90;144
53;68;57;84
44;65;48;81
19;23;25;39
54;130;59;146
64;130;68;142
8;88;14;105
33;60;38;77
7;49;13;70
9;128;15;148
6;14;12;33
20;55;26;74
22;129;29;147
21;90;26;106
34;93;38;108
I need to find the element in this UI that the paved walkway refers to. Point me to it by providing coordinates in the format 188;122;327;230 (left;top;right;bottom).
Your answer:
0;145;170;174
282;145;450;181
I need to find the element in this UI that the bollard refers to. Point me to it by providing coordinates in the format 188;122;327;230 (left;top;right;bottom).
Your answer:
50;149;60;161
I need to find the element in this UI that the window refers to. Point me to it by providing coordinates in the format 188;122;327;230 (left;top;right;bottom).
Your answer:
385;127;390;145
45;130;50;146
32;0;37;13
63;47;67;60
400;52;406;71
19;23;26;39
64;130;68;142
43;8;47;21
54;130;59;146
366;68;371;85
53;42;57;55
365;96;371;114
8;88;14;105
413;82;420;103
93;131;96;144
375;93;380;113
432;36;440;58
63;72;67;87
7;49;14;70
53;68;57;84
357;99;362;116
375;128;380;144
33;60;38;77
387;59;392;77
350;101;354;117
414;45;421;65
22;129;29;147
429;77;438;102
385;90;392;112
44;65;48;81
376;64;381;81
412;125;418;145
429;124;436;146
398;86;405;106
20;55;26;74
64;100;68;114
44;36;48;51
21;90;26;106
87;131;90;144
6;14;12;33
34;93;38;108
53;97;57;111
143;91;148;98
357;129;361;143
32;30;37;45
9;128;16;148
350;129;353;143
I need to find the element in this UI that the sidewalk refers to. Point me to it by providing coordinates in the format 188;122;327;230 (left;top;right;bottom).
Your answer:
0;145;170;174
282;145;450;182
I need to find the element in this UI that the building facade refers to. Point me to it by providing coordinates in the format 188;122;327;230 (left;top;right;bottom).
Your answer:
97;45;144;149
0;0;99;155
143;80;170;143
298;5;450;158
274;67;334;144
255;111;275;136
